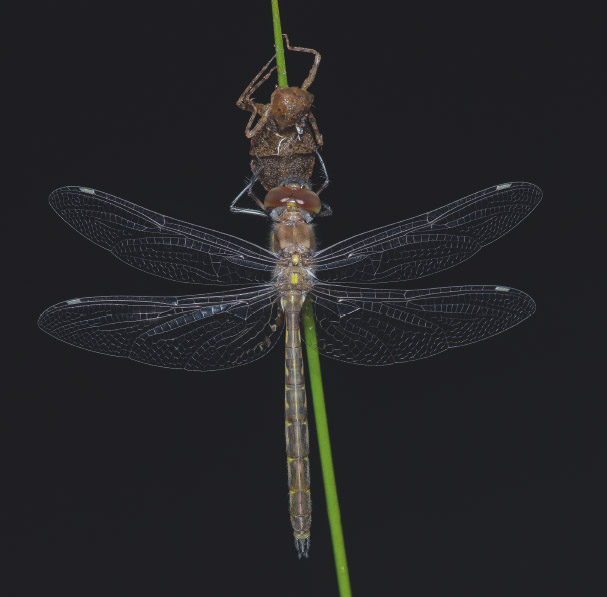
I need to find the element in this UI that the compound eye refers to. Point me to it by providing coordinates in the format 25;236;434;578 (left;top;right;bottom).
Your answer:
264;186;321;213
292;188;321;213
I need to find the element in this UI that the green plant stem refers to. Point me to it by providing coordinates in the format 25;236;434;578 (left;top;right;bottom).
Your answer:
271;2;351;593
302;300;352;597
271;0;288;87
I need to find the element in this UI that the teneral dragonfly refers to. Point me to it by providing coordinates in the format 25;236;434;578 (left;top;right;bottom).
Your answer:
38;181;541;557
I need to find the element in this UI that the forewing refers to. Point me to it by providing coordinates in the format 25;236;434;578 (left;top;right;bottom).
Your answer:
314;182;542;283
49;186;276;284
310;284;535;365
38;288;283;371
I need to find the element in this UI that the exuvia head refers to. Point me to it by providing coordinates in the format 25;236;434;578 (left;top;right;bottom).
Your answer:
269;87;314;130
264;183;321;214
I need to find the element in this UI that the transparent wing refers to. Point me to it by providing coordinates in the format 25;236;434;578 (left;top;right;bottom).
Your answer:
314;182;542;283
38;287;283;371
49;186;277;284
310;284;535;365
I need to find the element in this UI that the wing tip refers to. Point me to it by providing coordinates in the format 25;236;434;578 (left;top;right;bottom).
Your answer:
48;185;100;206
497;181;543;206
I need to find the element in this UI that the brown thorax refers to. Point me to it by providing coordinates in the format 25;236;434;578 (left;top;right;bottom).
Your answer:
271;206;315;255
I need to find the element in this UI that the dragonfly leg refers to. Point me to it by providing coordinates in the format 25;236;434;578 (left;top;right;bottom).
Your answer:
230;167;267;217
317;202;333;218
247;163;268;211
315;150;330;196
283;34;321;91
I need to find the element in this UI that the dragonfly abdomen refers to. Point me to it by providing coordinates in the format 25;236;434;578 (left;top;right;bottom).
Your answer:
283;291;311;557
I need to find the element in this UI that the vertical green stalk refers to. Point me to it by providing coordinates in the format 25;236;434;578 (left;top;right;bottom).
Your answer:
302;300;352;597
271;0;288;87
271;2;351;594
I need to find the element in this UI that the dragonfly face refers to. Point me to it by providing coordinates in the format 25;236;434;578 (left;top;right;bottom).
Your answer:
265;185;321;214
38;181;541;556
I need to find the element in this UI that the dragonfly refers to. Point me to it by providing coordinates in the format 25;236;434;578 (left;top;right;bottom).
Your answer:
38;181;542;557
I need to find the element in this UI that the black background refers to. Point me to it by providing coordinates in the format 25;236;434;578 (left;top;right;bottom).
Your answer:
6;1;605;595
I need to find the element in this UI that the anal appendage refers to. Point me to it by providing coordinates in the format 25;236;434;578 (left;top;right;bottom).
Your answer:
295;536;310;559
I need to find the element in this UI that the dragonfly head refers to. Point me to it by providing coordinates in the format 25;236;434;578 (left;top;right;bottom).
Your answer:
264;183;321;214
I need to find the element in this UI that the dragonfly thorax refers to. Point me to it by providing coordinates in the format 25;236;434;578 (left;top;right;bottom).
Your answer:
270;208;316;294
274;262;315;294
270;207;316;253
